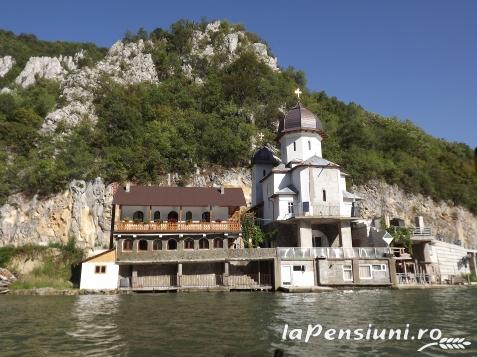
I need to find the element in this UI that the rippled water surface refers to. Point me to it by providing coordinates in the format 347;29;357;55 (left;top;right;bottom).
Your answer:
0;288;475;356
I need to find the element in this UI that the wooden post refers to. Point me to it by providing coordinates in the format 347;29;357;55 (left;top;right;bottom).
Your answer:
403;261;408;284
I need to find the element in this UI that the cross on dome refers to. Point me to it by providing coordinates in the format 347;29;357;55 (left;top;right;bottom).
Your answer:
294;88;302;100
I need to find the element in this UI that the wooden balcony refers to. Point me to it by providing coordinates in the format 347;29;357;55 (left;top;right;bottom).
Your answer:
115;220;241;233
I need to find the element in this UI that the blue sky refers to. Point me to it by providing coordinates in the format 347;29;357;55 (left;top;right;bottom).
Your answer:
2;0;476;147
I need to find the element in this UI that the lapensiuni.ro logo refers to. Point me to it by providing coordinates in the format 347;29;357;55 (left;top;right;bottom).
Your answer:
281;324;472;352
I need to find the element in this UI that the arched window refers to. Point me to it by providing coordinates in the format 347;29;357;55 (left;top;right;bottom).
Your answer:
153;211;161;222
133;211;144;222
153;239;162;250
138;239;148;251
293;141;296;151
184;238;194;250
199;238;209;249
123;239;133;251
202;211;210;223
213;238;223;249
167;211;178;223
308;140;311;150
262;169;266;177
185;211;193;223
167;239;177;250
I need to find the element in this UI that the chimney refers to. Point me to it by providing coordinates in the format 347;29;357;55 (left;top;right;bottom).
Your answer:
125;182;131;193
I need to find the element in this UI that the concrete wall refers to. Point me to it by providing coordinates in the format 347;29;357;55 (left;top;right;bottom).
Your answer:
280;260;315;287
429;240;471;279
279;132;323;163
317;259;391;286
80;262;119;290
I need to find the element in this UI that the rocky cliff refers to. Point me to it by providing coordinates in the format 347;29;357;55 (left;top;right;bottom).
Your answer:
1;173;476;250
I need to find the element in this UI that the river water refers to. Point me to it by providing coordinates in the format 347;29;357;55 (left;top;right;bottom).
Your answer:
0;288;475;356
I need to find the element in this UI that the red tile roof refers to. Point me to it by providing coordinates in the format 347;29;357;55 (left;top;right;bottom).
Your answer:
113;186;246;207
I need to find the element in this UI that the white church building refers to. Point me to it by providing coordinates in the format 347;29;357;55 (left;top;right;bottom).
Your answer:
251;102;395;288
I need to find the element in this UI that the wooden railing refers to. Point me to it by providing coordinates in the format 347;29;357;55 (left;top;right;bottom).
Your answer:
116;220;241;233
397;273;431;285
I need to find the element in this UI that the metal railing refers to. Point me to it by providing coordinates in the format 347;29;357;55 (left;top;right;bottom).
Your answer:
396;273;431;285
116;220;241;233
411;227;432;236
278;247;391;260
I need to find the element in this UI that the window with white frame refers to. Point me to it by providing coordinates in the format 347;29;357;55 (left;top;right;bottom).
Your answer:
359;265;372;279
372;264;387;272
343;265;353;281
287;202;294;214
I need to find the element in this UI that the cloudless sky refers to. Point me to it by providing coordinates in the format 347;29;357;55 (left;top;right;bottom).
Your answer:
1;0;476;147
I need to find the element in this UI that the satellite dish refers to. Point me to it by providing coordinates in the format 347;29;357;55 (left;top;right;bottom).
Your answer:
382;232;394;246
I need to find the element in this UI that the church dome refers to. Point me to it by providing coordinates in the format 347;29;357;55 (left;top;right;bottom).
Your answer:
279;103;324;136
251;146;280;166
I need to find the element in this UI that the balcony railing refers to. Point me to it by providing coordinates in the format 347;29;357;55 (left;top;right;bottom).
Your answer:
397;273;431;285
278;247;391;260
115;220;241;233
411;227;432;236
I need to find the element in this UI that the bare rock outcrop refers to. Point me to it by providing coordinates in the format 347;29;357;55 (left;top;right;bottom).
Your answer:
14;55;77;88
0;169;251;250
354;180;477;247
190;21;278;71
0;56;15;77
41;40;158;133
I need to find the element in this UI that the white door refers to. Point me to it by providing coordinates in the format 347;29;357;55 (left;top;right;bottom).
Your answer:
281;265;292;286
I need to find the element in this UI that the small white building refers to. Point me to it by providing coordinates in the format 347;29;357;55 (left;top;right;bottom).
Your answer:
80;249;119;290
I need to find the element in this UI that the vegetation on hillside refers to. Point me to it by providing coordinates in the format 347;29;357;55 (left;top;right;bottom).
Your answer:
0;20;476;215
0;29;107;87
0;239;84;289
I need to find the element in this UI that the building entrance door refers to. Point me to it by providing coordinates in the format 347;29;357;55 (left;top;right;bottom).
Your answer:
281;265;292;285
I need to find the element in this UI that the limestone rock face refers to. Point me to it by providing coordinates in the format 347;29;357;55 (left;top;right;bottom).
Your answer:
354;180;477;247
0;178;113;250
14;55;77;88
190;21;278;71
0;169;250;250
41;40;158;133
0;56;15;77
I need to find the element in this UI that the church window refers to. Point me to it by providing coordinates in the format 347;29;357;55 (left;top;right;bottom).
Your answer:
133;211;144;222
184;238;194;249
153;211;161;222
322;189;327;202
308;141;311;150
293;141;296;151
199;238;209;249
167;239;177;250
138;239;148;251
263;169;266;177
288;202;294;214
123;239;133;251
153;239;162;250
213;238;223;248
202;211;211;222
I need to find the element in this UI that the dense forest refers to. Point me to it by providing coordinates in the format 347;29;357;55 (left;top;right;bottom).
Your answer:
0;20;476;213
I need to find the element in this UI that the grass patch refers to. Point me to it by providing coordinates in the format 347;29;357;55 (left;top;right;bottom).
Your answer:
1;238;84;290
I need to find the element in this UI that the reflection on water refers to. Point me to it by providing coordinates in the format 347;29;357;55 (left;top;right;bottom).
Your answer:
0;288;475;356
67;295;126;356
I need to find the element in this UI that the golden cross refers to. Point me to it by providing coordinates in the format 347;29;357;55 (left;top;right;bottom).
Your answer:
258;132;264;141
294;88;302;100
